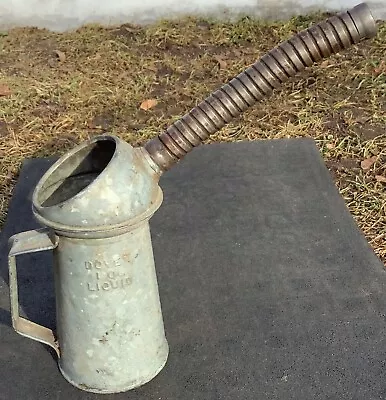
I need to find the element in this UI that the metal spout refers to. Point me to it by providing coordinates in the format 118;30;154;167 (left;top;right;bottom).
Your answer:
143;2;378;172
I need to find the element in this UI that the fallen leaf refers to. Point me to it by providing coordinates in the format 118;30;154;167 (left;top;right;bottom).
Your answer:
140;99;158;111
54;50;66;62
326;143;334;150
373;61;386;76
361;156;377;171
0;84;11;96
213;55;227;70
375;175;386;183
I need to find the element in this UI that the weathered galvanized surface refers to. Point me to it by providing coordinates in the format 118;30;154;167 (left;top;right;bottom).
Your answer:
8;135;169;394
32;135;162;234
2;139;386;400
8;228;60;356
54;223;169;393
6;3;379;394
144;2;378;171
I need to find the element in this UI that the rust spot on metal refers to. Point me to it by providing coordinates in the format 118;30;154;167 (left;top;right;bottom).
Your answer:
99;336;108;344
79;383;95;390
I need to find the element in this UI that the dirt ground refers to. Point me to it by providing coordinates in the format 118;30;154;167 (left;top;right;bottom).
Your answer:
0;14;385;262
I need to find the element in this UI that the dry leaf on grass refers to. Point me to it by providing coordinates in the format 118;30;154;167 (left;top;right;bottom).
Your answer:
375;175;386;183
361;156;377;171
0;84;11;96
54;50;66;62
213;55;227;69
373;61;386;76
140;99;158;110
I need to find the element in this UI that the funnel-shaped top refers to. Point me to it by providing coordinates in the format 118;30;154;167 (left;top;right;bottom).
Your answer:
32;135;162;236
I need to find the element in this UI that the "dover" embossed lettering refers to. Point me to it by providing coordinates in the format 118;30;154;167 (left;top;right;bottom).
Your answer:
85;257;121;270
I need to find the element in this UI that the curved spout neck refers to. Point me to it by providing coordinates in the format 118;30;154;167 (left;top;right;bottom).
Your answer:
142;2;378;173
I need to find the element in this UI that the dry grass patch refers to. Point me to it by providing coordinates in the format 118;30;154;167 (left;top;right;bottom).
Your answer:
0;14;385;261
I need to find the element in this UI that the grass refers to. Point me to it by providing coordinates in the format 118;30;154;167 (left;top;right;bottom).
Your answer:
0;13;385;262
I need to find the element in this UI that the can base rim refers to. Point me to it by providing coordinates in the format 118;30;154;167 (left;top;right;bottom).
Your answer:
58;342;169;394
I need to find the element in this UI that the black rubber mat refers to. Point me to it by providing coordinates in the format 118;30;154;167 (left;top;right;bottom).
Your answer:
0;138;385;399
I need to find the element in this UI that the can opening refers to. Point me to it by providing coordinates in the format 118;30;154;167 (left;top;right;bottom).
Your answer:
36;138;116;207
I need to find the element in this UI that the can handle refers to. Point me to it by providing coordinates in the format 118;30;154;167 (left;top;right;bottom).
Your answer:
8;228;60;357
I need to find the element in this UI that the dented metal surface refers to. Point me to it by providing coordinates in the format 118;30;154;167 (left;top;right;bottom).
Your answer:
32;135;162;235
8;136;168;394
7;3;378;395
53;223;168;393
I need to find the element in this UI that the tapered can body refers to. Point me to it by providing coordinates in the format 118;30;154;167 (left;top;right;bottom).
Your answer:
54;224;168;393
8;135;169;394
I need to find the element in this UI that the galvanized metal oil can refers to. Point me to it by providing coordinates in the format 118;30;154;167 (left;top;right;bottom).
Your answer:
7;2;377;394
8;136;169;393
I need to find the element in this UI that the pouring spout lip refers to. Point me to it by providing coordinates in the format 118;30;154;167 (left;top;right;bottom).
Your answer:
31;133;163;231
32;134;119;210
32;187;163;238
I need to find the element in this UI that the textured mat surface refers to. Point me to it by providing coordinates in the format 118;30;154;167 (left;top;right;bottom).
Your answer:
0;138;385;400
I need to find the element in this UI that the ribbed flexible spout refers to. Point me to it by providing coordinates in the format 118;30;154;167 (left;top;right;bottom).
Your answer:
144;3;377;171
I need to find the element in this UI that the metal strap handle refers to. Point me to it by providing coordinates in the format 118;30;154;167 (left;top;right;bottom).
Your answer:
8;228;60;357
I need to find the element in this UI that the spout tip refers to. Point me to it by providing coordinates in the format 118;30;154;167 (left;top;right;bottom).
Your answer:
347;3;378;39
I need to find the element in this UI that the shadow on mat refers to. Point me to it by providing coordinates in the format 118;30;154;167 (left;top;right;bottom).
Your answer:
0;247;58;362
0;307;11;327
0;133;111;328
0;146;60;360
